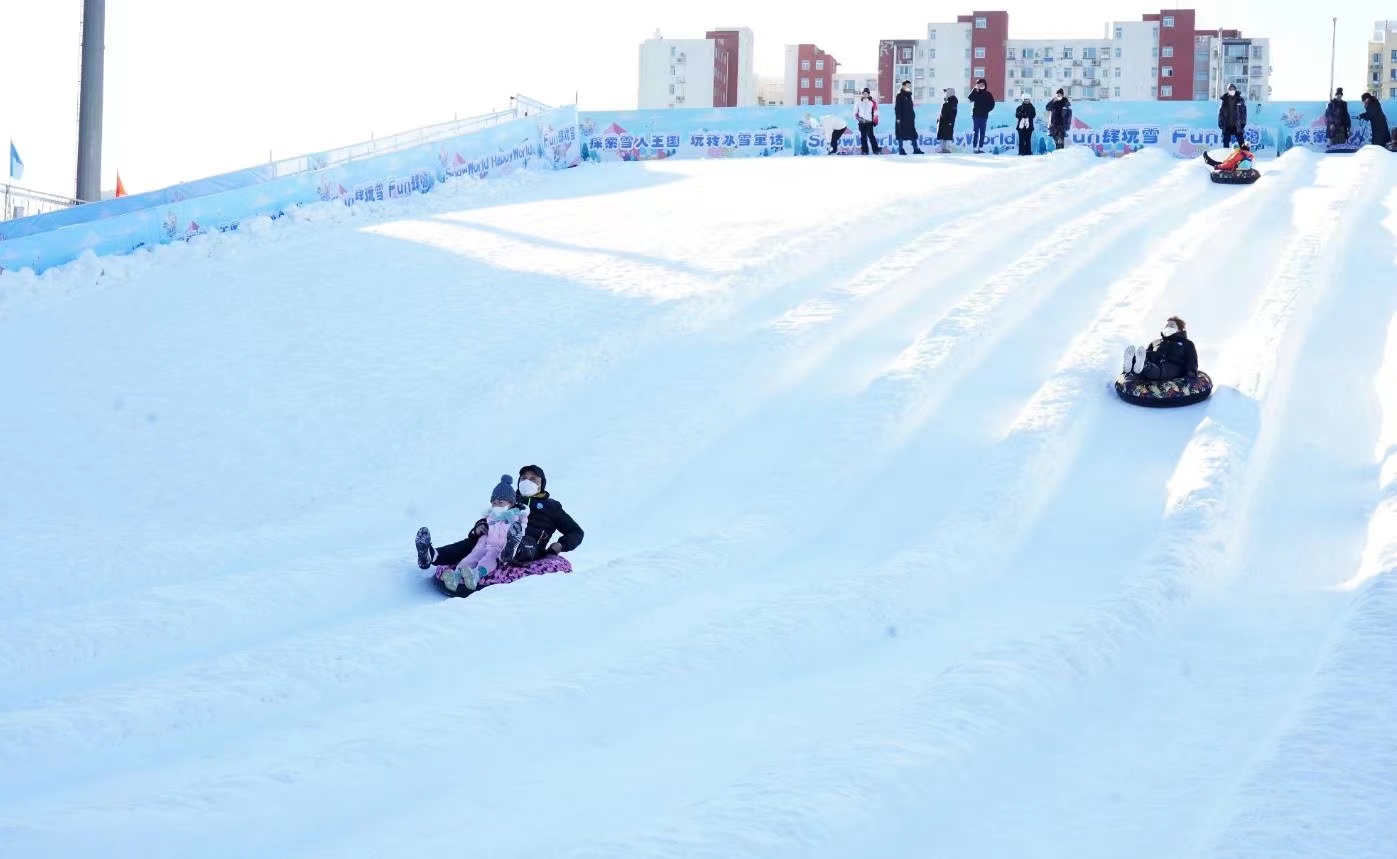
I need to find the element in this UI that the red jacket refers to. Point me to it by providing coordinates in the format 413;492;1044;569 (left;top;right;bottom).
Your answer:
1218;148;1252;170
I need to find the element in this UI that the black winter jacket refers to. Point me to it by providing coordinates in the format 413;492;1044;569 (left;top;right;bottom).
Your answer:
968;87;995;118
1145;332;1199;379
937;95;958;139
1363;98;1392;147
1015;103;1036;129
1218;93;1248;130
1047;97;1072;136
894;91;919;140
463;490;584;565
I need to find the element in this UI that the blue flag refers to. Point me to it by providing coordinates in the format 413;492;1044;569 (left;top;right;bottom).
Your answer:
8;140;22;181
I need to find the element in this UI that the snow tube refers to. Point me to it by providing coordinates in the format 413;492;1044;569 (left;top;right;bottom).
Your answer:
1210;168;1259;185
1114;370;1213;408
432;554;573;598
1325;142;1361;154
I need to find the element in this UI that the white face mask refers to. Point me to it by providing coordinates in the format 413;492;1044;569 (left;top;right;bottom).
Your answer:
1163;325;1179;337
488;504;512;519
518;479;540;497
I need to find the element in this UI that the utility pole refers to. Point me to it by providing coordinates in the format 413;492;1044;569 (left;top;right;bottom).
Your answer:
1330;17;1338;96
75;0;107;203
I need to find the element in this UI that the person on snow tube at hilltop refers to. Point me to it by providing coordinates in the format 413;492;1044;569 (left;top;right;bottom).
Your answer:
415;464;583;573
1123;316;1199;382
1203;142;1253;171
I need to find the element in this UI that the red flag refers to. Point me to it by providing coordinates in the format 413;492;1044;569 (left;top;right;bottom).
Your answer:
115;172;127;197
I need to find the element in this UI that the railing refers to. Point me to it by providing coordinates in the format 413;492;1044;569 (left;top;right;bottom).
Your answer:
1;184;83;222
1;94;557;225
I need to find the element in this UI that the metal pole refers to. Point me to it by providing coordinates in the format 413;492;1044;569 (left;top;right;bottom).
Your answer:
1330;17;1337;96
75;0;106;203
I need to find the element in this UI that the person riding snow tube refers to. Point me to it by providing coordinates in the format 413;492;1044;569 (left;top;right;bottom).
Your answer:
416;464;583;597
1204;144;1259;184
1115;316;1213;408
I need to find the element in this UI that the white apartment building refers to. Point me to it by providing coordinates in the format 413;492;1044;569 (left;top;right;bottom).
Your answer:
1006;39;1121;102
757;76;786;106
637;27;757;110
638;36;715;109
1205;35;1271;101
1369;20;1397;99
896;21;974;104
831;72;880;105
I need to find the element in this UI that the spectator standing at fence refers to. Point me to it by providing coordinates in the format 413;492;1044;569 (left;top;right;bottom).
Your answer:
855;88;882;154
1218;84;1248;149
1046;89;1072;150
936;88;959;153
1360;93;1391;147
894;80;924;155
1015;96;1036;156
967;78;995;153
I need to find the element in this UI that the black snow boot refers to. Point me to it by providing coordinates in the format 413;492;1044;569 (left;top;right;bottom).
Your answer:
415;526;436;569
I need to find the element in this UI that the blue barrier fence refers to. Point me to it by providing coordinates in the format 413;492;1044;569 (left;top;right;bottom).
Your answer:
1;98;1376;276
0;106;580;275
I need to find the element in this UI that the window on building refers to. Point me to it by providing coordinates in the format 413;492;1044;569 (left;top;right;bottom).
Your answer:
1375;53;1383;64
1252;46;1264;58
915;67;925;78
1084;47;1096;59
1152;46;1159;58
1008;69;1016;78
1115;47;1122;58
965;48;971;59
800;95;809;105
1085;86;1096;98
1152;26;1158;37
1043;87;1052;98
1163;15;1174;27
814;96;823;105
815;59;824;70
928;29;936;39
815;78;824;88
1391;86;1397;98
1063;47;1073;59
1162;66;1173;77
1162;46;1174;58
1151;67;1158;77
974;66;985;78
975;47;986;59
975;16;987;28
1391;68;1397;81
1007;48;1017;59
1391;49;1397;62
1115;67;1122;78
1044;48;1053;60
929;48;937;59
801;60;810;71
1115;86;1122;97
1114;26;1123;39
800;77;809;88
1161;85;1173;97
669;84;675;94
915;87;925;98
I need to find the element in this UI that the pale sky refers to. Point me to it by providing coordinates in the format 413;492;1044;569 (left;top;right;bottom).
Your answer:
0;0;1378;197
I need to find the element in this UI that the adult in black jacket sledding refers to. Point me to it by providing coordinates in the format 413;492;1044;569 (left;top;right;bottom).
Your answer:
1360;93;1392;147
1326;89;1352;144
416;464;584;570
1046;89;1072;150
1218;85;1248;148
1123;316;1199;382
894;80;923;154
1014;96;1036;155
936;88;958;153
967;78;995;153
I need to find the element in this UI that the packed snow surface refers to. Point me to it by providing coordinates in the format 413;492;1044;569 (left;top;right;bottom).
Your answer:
3;147;1396;858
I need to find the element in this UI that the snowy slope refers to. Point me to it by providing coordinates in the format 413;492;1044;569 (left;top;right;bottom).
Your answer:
2;149;1395;859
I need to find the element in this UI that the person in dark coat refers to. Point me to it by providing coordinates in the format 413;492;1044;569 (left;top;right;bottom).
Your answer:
1360;93;1392;147
1123;316;1199;381
1218;84;1248;149
1046;89;1072;150
1014;95;1036;155
967;78;995;153
894;80;923;154
936;87;959;153
416;464;584;570
1326;88;1352;144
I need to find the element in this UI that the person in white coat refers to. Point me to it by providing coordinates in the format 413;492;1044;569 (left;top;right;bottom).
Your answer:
854;88;882;154
819;114;849;154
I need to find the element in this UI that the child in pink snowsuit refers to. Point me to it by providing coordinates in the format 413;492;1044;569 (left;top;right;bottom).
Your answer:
440;475;530;593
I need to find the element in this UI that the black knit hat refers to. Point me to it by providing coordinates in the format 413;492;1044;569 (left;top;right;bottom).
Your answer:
1055;88;1064;95
519;464;546;491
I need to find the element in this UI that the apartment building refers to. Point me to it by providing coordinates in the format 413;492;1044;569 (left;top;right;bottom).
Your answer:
637;27;757;109
1369;20;1397;99
784;44;839;106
